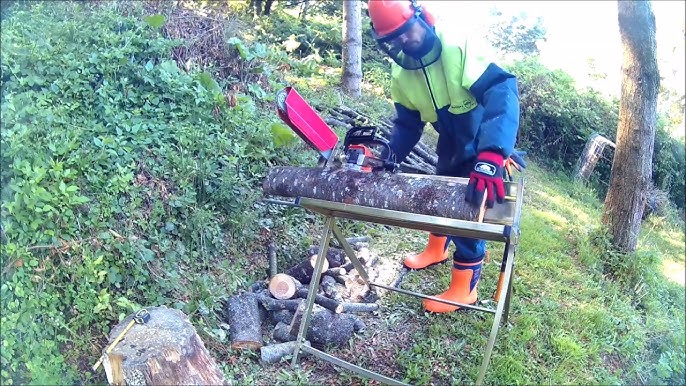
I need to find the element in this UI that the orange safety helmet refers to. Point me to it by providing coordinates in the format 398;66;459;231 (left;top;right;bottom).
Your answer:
368;0;435;39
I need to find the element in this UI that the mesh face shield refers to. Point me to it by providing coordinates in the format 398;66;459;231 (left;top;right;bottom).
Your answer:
372;16;442;70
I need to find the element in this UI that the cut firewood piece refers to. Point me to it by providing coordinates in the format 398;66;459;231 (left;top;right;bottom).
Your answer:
247;280;267;293
102;306;227;385
258;295;303;312
273;321;295;342
227;293;264;351
308;246;346;268
285;253;330;284
335;302;380;314
271;309;294;325
261;340;311;364
268;242;277;278
263;167;485;221
268;273;302;300
320;275;338;298
287;301;358;348
294;288;340;313
307;310;358;348
288;302;324;338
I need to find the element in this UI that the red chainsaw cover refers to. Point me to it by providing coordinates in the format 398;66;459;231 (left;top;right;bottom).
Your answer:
277;87;338;158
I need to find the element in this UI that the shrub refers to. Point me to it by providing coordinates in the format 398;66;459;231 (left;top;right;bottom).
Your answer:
0;2;297;383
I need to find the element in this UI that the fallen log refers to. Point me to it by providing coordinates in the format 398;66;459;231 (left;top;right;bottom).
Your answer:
226;293;264;350
268;273;302;300
285;253;329;284
263;167;485;221
101;306;227;385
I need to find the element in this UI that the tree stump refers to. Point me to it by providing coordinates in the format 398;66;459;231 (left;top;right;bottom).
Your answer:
101;306;227;385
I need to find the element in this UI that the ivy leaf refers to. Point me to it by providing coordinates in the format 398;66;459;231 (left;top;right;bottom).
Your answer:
144;15;166;29
270;122;296;148
145;60;154;72
196;72;221;94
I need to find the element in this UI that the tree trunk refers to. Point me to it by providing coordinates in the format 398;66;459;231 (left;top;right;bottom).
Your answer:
262;166;485;221
342;0;362;97
102;306;227;385
602;1;659;252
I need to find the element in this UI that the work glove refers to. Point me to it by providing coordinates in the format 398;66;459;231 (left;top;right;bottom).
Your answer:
504;150;527;181
465;151;505;208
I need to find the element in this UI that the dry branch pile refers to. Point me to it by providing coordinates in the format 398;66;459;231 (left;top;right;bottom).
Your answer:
221;239;402;364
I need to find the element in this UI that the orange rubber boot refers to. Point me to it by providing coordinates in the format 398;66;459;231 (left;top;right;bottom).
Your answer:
423;260;482;313
403;234;449;270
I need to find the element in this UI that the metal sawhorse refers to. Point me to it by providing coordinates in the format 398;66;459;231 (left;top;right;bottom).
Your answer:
287;178;524;385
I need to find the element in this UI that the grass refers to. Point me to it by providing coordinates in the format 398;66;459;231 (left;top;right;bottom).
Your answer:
1;2;683;384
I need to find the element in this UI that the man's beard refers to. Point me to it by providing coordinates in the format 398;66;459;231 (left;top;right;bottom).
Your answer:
402;31;436;59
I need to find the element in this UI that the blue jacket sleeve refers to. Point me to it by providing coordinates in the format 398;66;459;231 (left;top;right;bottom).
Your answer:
388;102;424;163
468;63;519;157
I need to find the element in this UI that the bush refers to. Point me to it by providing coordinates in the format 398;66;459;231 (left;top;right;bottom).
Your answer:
0;2;297;383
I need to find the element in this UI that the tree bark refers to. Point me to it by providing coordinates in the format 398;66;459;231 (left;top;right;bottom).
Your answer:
602;1;659;252
102;306;227;385
263;166;485;221
342;0;362;97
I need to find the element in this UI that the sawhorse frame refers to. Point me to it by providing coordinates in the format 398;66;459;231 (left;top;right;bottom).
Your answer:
286;179;524;385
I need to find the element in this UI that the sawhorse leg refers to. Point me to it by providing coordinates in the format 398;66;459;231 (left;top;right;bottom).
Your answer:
290;216;405;385
476;240;516;385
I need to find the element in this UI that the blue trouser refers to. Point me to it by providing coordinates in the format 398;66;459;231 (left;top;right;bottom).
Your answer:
434;155;486;264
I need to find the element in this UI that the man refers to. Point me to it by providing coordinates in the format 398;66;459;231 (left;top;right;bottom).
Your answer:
368;0;520;313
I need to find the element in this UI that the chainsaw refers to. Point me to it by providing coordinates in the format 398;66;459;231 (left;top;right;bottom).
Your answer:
276;86;397;173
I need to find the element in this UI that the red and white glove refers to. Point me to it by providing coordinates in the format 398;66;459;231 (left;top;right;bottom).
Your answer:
465;151;506;208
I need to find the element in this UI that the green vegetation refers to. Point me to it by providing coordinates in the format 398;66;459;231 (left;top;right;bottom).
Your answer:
1;2;683;385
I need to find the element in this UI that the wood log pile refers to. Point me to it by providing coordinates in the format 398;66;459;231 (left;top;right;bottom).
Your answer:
323;106;438;175
222;238;392;365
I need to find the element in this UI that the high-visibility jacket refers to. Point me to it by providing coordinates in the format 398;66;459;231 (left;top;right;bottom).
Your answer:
388;27;520;174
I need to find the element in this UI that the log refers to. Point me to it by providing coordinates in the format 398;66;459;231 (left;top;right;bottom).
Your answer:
261;341;311;364
226;293;263;350
307;310;358;348
271;309;294;325
285;253;329;284
320;275;338;298
268;273;302;300
268;242;277;278
308;246;346;268
258;295;302;312
101;306;227;385
294;288;340;313
273;321;295;342
287;302;357;348
335;302;379;314
247;280;268;293
263;166;485;221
